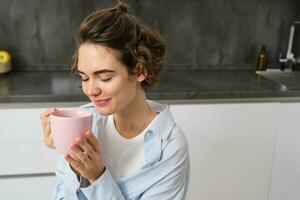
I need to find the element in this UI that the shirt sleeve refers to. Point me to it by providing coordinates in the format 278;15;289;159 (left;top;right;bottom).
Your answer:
79;169;126;200
53;160;127;200
52;156;81;200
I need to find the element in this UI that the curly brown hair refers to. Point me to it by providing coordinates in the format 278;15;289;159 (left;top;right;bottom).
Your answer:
71;1;165;90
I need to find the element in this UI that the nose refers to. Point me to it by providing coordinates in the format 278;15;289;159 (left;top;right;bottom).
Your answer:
86;79;101;96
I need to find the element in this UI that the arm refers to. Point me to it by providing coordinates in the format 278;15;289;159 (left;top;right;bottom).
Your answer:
79;169;126;200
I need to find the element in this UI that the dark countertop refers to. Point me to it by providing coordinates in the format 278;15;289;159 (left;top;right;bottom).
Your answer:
1;70;300;104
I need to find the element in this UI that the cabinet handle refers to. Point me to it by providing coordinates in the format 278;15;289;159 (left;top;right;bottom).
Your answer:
0;172;55;179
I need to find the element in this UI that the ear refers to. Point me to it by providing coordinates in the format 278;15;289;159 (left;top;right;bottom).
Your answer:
135;63;147;82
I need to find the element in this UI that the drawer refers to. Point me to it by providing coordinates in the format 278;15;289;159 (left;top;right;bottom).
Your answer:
0;142;60;175
0;175;56;200
0;105;82;143
0;108;46;142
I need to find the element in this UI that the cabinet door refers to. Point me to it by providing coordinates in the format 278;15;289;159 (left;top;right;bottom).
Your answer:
269;103;300;200
0;103;84;143
170;103;279;200
0;103;83;175
0;103;83;199
0;107;59;175
0;175;56;200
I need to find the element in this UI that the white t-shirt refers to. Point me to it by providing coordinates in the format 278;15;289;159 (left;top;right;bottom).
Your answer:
101;115;157;180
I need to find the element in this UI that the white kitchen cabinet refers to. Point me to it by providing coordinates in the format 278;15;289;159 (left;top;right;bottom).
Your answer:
1;101;295;200
268;103;300;200
0;103;84;175
0;102;84;200
0;102;85;143
0;175;56;199
170;103;280;200
0;107;60;175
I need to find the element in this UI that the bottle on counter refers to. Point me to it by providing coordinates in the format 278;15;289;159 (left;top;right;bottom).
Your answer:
256;45;268;71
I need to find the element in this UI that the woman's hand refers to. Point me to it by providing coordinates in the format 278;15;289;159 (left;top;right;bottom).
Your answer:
65;131;105;184
40;108;58;149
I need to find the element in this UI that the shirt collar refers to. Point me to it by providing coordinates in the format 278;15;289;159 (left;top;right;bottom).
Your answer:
147;100;175;141
142;101;176;167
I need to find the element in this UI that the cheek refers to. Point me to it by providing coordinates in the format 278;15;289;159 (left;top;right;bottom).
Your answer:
105;80;124;96
103;87;118;98
81;78;136;99
107;80;136;103
82;80;122;97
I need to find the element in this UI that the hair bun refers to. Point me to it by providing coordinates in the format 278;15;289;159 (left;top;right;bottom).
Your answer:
116;1;128;13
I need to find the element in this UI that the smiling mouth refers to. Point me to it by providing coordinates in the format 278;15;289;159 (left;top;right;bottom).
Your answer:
93;98;111;107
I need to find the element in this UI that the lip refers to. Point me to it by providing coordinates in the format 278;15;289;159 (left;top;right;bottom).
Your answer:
93;98;111;107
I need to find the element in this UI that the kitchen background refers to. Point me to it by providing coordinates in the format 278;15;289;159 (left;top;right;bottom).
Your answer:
0;0;299;71
1;1;300;200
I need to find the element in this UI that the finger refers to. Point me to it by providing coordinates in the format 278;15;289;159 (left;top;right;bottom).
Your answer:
44;121;51;137
76;136;97;161
68;143;82;161
44;137;54;148
65;154;84;172
40;107;57;120
40;108;58;127
70;143;91;165
85;131;100;153
43;122;55;148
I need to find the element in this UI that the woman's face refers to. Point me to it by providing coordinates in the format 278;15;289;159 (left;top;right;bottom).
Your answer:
77;43;143;115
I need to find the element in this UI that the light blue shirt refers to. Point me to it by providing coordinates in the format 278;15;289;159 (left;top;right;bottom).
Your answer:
52;101;190;200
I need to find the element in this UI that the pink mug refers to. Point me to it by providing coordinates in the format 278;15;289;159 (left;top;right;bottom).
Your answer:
50;109;92;154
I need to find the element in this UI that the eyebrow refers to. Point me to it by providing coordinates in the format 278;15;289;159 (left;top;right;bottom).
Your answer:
77;69;115;75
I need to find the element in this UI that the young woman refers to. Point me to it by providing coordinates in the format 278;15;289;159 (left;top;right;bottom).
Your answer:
41;1;190;199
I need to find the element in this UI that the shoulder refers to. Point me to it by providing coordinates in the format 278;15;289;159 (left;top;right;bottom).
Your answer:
165;125;189;158
149;102;189;159
157;125;189;175
157;121;189;166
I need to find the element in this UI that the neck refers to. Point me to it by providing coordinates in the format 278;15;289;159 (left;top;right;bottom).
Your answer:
113;89;157;139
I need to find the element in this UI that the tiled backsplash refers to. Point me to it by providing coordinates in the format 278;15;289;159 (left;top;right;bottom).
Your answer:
0;0;299;71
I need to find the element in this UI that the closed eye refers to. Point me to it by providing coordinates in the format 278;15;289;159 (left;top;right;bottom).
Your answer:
101;77;112;82
77;70;114;82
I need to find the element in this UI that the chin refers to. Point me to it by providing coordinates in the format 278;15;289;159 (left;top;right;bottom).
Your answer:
95;106;114;116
